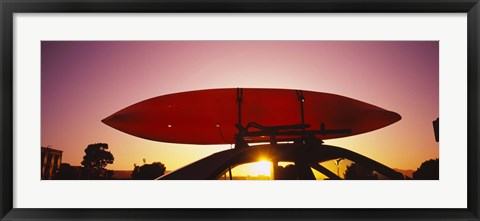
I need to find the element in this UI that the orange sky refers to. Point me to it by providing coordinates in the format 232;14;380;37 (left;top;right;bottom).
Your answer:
41;41;438;173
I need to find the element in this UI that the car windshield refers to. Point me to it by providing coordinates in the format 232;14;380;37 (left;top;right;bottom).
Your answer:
217;158;395;180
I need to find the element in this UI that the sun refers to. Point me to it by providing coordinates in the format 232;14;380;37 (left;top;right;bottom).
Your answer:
227;160;273;178
250;160;272;176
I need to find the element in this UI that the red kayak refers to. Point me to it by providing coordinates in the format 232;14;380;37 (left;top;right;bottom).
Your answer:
102;88;401;144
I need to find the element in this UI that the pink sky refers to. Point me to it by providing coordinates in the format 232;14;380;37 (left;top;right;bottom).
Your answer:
41;41;438;172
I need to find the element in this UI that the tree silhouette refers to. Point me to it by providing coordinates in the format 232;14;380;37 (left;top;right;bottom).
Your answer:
131;162;166;180
413;158;439;180
81;143;114;179
343;162;379;180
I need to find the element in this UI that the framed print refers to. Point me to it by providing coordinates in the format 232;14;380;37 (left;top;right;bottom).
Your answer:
1;0;479;220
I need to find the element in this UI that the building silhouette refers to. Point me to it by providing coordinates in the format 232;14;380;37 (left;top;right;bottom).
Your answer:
41;146;62;179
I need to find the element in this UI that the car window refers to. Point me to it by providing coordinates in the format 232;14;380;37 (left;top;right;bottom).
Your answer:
217;161;273;180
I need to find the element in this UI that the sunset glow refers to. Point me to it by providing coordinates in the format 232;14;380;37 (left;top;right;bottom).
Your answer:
229;160;272;178
252;160;272;176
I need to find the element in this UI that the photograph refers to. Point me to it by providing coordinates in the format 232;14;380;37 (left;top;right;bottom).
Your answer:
41;41;439;181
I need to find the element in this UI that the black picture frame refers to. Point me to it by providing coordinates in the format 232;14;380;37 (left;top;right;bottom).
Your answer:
1;0;479;220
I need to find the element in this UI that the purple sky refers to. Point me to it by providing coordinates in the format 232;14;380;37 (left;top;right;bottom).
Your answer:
41;41;438;171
